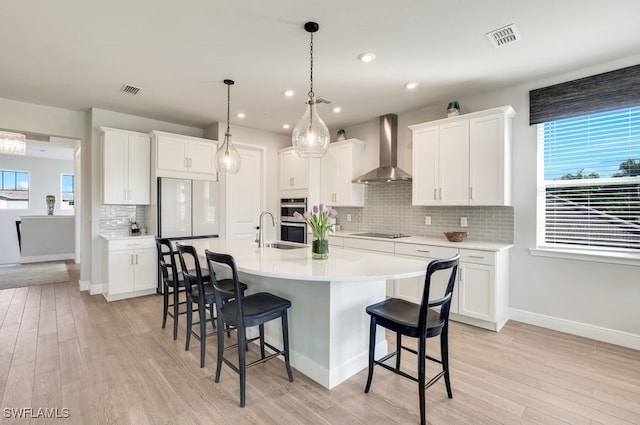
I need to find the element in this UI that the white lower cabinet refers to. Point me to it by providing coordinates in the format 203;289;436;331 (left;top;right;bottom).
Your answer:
103;237;157;301
337;235;510;331
394;243;459;312
342;237;396;296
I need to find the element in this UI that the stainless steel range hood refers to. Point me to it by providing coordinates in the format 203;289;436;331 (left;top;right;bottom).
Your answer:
352;114;412;184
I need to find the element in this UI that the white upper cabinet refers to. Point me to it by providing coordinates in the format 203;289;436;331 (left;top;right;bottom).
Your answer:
279;147;309;190
152;131;217;178
320;139;365;207
101;127;151;205
410;105;515;206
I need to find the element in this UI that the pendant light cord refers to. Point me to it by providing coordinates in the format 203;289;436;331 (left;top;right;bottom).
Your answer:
226;82;231;136
308;31;314;100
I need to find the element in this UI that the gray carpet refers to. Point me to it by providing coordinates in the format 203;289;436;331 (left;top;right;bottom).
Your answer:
0;262;70;290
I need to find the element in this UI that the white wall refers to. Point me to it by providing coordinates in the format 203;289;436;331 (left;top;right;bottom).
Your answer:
341;54;640;346
0;155;74;263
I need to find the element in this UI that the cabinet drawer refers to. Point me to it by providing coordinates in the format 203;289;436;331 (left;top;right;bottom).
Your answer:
108;237;156;251
343;237;394;253
459;249;495;265
394;243;458;259
328;235;344;247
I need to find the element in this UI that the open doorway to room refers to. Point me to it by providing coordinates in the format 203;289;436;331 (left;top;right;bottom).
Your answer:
0;132;81;279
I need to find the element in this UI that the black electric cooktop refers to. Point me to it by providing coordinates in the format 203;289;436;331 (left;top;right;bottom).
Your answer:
351;232;411;239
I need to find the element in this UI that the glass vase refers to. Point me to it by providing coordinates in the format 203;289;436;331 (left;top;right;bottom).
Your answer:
312;238;329;259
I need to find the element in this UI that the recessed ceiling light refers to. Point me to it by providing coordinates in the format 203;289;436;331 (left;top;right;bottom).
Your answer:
237;113;245;119
358;53;376;63
405;82;419;90
333;106;341;113
283;89;296;97
282;124;290;129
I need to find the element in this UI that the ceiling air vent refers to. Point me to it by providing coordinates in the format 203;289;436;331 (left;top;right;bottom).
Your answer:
486;24;521;48
120;84;142;95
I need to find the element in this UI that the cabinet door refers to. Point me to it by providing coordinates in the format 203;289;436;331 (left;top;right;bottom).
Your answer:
127;133;151;204
412;126;439;205
188;139;216;174
108;250;134;295
103;131;129;204
469;114;506;205
279;149;308;190
320;146;338;203
157;135;188;172
133;248;157;291
439;120;469;205
458;262;494;321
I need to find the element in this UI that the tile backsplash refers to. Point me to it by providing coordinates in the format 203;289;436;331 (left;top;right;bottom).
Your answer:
333;181;513;243
99;205;147;234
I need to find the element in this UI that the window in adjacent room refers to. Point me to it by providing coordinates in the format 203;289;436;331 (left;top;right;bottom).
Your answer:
61;173;74;210
0;169;29;209
536;106;640;253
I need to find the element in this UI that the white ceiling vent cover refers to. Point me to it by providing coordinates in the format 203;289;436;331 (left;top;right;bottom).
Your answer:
487;24;521;48
120;84;143;95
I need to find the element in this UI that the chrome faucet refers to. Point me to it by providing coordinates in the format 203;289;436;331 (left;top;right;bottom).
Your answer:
258;211;276;248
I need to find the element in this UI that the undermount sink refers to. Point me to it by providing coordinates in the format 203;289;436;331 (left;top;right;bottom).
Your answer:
263;242;307;250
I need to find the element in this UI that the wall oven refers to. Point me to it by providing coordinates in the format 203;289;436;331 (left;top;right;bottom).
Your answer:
280;198;307;244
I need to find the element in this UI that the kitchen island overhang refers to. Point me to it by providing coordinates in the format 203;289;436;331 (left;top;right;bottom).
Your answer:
183;238;428;389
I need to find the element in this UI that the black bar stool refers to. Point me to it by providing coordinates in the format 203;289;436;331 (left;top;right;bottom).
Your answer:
364;255;460;425
205;249;293;407
156;238;188;340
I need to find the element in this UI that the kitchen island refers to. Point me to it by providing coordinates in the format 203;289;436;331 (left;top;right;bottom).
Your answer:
181;238;429;389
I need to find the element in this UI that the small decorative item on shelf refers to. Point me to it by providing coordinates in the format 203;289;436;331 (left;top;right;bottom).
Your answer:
45;195;55;215
294;203;337;259
447;101;461;117
337;128;347;141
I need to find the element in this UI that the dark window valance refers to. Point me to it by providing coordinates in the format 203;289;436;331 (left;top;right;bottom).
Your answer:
529;64;640;125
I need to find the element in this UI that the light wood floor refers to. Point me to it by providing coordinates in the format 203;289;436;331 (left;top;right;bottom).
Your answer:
0;263;638;425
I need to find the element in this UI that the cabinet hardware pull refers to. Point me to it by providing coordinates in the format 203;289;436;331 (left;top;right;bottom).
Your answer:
135;254;139;264
417;249;430;253
290;177;294;186
433;188;437;200
130;254;133;265
459;268;464;282
469;186;474;200
468;255;485;259
439;188;443;200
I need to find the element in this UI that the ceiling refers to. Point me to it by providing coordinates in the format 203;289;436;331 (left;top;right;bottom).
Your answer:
1;0;639;137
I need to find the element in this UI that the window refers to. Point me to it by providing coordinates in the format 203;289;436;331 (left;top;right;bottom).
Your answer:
0;169;29;209
537;107;640;253
61;174;74;210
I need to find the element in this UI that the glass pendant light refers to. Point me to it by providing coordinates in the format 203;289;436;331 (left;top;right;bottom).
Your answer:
215;79;241;174
292;21;330;158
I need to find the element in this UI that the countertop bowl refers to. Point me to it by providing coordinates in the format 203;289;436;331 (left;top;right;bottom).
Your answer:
444;231;468;242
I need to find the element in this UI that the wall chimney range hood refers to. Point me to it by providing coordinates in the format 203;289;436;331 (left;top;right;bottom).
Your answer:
352;114;412;184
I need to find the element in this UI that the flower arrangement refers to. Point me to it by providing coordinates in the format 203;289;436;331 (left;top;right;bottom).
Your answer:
294;203;337;240
294;203;337;259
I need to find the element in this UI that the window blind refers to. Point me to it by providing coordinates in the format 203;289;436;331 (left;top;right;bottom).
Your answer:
537;107;640;252
530;64;640;125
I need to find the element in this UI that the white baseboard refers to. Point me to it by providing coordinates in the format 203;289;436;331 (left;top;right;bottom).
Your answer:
89;283;103;295
509;308;640;351
19;253;74;263
78;280;90;291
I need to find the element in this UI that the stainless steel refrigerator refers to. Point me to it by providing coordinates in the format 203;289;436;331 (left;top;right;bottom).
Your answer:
157;178;219;239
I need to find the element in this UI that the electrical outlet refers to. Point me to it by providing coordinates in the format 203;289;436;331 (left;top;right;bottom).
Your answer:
460;217;468;227
347;214;352;222
424;216;431;225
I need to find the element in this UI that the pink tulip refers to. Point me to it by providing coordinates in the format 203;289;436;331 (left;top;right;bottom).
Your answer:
319;203;325;211
312;205;319;214
293;211;301;218
328;209;337;218
303;211;312;219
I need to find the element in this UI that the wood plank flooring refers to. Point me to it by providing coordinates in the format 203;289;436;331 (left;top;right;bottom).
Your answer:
0;262;638;424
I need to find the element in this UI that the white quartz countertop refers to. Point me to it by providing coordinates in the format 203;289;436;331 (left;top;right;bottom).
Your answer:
99;232;155;241
178;238;428;282
333;232;513;251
